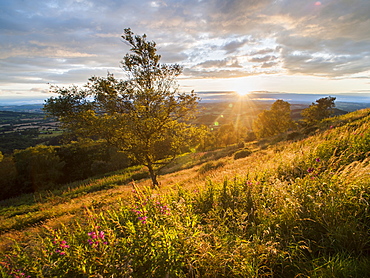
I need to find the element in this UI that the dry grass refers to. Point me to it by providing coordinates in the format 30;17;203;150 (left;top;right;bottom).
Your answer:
1;108;370;277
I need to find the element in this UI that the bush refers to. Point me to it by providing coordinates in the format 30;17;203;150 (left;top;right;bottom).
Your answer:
14;145;65;192
56;141;130;183
198;161;225;174
233;148;252;160
237;141;245;149
0;155;18;200
286;131;302;141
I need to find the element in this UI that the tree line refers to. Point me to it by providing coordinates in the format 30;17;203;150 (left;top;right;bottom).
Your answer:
0;141;130;200
252;96;336;138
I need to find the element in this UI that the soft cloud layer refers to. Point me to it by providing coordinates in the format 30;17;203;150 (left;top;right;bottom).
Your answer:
1;0;370;100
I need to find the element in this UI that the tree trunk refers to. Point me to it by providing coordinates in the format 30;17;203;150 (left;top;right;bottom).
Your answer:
146;161;159;188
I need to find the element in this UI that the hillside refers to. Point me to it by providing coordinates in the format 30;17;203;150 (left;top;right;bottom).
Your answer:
0;108;370;277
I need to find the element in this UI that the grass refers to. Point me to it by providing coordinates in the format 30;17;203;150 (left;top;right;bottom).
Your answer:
0;108;370;277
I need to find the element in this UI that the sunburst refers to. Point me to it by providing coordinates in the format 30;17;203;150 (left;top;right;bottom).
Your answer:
235;90;249;96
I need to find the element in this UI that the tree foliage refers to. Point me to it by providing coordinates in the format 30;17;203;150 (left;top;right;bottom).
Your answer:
14;145;65;192
301;96;336;125
215;123;237;147
44;29;200;186
0;141;131;200
56;140;130;183
253;99;294;138
0;155;17;200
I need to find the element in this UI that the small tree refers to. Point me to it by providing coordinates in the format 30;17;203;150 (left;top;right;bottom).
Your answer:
301;96;336;125
253;99;294;138
216;123;238;147
44;29;200;187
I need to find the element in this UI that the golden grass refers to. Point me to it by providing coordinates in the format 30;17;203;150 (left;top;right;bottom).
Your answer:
1;108;370;274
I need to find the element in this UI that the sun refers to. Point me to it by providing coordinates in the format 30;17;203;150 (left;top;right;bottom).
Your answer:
236;90;249;96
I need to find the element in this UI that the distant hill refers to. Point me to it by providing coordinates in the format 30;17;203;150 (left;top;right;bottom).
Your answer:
1;100;369;113
335;101;370;111
0;104;44;113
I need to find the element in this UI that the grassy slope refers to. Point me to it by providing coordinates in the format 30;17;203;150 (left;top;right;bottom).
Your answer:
0;109;370;277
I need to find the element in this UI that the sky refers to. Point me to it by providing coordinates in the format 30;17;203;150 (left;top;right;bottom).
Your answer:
1;0;370;105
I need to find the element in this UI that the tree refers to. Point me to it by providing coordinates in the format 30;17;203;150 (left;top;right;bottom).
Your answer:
253;99;294;138
44;29;200;187
56;140;130;183
301;96;336;125
0;155;17;200
216;123;238;147
14;145;65;192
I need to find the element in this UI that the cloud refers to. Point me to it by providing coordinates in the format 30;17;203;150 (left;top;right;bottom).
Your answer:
249;55;277;63
252;48;276;55
222;37;251;54
194;58;242;69
261;61;279;68
1;0;370;98
183;68;253;79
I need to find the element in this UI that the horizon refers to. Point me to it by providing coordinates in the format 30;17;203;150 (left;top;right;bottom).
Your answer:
1;1;370;103
1;91;370;107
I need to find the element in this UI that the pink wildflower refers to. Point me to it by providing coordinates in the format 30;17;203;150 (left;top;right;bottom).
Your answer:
98;231;105;239
138;216;148;224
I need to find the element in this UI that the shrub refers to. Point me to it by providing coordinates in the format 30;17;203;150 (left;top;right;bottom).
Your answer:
286;131;302;141
14;145;65;192
233;148;252;160
237;141;245;149
198;161;225;174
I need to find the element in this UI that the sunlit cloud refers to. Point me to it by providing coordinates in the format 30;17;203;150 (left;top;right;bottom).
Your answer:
0;0;369;101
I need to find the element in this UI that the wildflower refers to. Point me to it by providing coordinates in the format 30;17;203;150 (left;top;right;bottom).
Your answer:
53;239;70;255
60;241;70;249
88;230;107;247
11;269;31;278
138;216;148;224
88;231;98;239
55;249;67;255
245;181;253;187
132;209;142;214
88;239;99;247
315;158;321;162
307;167;314;173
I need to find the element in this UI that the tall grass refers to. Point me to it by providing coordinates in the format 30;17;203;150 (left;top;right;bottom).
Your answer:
1;109;370;277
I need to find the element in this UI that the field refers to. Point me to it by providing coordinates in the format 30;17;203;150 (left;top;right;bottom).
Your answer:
0;110;60;154
0;108;370;277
